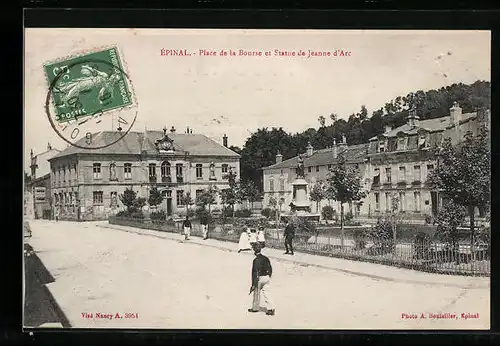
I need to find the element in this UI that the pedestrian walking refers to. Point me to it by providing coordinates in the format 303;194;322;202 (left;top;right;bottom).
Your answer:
182;215;192;240
257;227;266;249
283;219;295;255
238;228;252;253
248;243;275;316
200;214;209;240
249;228;258;248
54;208;60;222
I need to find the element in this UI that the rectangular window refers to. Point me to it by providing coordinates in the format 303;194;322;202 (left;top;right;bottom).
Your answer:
375;192;380;210
110;191;117;207
269;179;275;192
149;163;156;177
373;168;380;185
279;178;285;191
399;192;405;211
316;166;320;172
385;167;392;183
196;164;203;179
427;164;434;175
63;166;66;182
176;164;183;183
124;163;132;179
93;163;101;179
222;164;228;174
328;164;332;170
308;167;312;173
176;190;184;206
414;191;421;212
93;191;103;205
413;165;421;182
196;189;203;200
399;166;406;182
378;141;385;153
385;192;391;211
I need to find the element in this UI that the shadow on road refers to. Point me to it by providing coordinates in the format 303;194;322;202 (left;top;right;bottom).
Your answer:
24;243;71;328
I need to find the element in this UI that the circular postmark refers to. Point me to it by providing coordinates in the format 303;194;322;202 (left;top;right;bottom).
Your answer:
44;48;138;150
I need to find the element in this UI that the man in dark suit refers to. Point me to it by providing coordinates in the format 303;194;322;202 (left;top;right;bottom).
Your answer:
182;215;192;240
283;219;295;255
248;243;275;316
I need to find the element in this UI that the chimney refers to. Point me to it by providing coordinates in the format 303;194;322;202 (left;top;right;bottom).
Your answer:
47;142;52;151
306;141;314;156
223;134;228;147
332;138;338;159
449;102;462;126
163;125;167;136
170;126;176;133
186;126;190;134
384;125;392;133
190;129;193;134
30;149;34;160
407;108;420;127
276;150;283;164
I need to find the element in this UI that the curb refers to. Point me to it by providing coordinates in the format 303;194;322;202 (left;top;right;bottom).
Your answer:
100;224;488;290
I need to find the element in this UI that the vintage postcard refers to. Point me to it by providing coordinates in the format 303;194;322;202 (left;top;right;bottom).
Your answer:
24;28;491;330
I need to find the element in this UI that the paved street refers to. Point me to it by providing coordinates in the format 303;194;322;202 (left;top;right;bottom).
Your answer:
24;220;490;329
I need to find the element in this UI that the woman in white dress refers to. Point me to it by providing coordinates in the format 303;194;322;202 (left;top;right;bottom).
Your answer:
238;228;252;253
257;227;266;249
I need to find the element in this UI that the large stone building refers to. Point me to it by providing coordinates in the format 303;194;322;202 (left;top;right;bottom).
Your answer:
49;127;240;221
25;143;61;219
262;103;490;221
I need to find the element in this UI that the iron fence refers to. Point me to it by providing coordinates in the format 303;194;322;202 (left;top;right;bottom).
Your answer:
108;216;490;276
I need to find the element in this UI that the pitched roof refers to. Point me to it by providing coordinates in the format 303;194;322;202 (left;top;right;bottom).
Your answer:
369;112;477;141
263;143;369;170
50;131;240;160
31;148;61;176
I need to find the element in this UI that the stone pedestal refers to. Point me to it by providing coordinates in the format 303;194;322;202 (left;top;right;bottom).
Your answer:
291;178;311;213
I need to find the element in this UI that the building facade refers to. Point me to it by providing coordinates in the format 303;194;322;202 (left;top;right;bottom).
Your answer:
25;143;60;219
49;127;240;221
262;103;490;221
262;137;371;217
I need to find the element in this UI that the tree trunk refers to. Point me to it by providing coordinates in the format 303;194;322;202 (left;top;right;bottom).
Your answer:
340;203;345;248
469;205;476;262
392;214;397;255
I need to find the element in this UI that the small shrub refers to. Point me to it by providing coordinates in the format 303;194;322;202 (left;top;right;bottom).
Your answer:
235;208;252;217
321;205;334;220
130;211;144;219
261;208;276;219
344;211;354;222
352;228;367;250
222;207;234;218
413;231;432;260
116;210;129;217
150;210;166;221
367;217;396;255
424;214;434;225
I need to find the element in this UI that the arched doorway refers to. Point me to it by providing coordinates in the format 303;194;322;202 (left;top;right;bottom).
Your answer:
159;189;173;216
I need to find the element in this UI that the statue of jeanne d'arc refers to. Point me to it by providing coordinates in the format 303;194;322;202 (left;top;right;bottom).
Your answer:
296;155;305;178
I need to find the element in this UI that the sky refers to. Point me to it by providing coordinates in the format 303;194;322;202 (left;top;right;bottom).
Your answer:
24;29;490;171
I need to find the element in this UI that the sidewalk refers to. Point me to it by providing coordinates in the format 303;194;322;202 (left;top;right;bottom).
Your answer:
101;223;489;290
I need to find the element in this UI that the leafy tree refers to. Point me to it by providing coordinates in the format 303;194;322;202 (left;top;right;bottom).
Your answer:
435;200;466;263
321;205;334;221
196;184;218;212
221;168;242;220
119;187;138;214
181;192;194;214
240;180;260;209
429;125;490;258
324;154;367;248
329;112;338;124
318;116;326;127
148;187;163;210
309;181;325;214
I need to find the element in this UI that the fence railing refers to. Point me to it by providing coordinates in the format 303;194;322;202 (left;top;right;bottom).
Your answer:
108;216;490;277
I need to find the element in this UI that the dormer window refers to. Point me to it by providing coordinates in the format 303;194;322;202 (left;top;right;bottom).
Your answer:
397;137;407;151
378;141;385;153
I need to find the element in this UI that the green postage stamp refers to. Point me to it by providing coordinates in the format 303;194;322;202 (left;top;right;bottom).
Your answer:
44;46;135;123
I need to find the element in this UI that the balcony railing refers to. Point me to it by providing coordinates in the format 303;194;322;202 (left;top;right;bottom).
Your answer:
176;175;184;184
397;181;407;186
161;175;172;183
149;175;157;183
412;180;422;186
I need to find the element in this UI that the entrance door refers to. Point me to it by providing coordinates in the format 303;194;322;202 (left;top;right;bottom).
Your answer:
162;190;173;216
430;191;438;216
166;198;172;216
